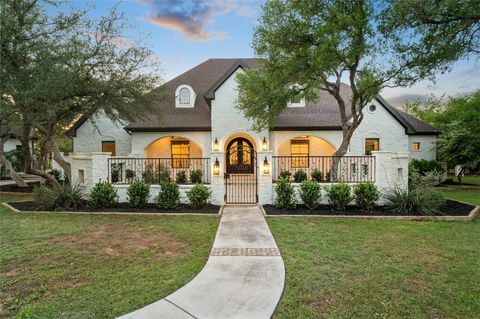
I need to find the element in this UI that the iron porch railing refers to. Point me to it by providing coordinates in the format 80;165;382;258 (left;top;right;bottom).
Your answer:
108;157;211;184
272;155;375;183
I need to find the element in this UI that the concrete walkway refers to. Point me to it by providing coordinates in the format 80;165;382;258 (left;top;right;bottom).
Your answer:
118;205;285;319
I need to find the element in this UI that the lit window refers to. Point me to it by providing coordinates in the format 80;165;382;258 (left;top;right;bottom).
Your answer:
171;140;189;168
179;88;190;104
412;142;420;151
291;140;309;168
365;138;379;155
102;141;116;156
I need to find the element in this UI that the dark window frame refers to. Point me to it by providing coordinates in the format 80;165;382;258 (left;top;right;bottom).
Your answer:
412;142;421;151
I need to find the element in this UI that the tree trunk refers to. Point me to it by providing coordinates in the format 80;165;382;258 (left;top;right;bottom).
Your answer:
0;137;28;187
18;132;60;187
49;135;71;182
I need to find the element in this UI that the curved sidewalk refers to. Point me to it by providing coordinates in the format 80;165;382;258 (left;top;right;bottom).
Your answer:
118;205;285;319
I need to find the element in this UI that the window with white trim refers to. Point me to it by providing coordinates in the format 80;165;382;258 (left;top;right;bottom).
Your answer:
175;84;196;108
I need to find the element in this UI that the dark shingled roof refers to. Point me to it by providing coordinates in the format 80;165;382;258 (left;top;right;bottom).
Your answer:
70;58;439;135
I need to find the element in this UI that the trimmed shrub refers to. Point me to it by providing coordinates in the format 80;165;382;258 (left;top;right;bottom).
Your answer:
125;169;136;181
89;181;118;209
353;182;380;211
274;177;297;209
111;164;121;183
158;163;171;183
311;169;323;182
186;184;211;209
293;170;308;183
127;180;150;208
326;183;352;210
298;180;321;211
176;170;187;184
325;170;331;182
385;186;445;215
155;180;180;209
190;169;203;184
279;170;291;180
409;159;444;176
32;186;58;210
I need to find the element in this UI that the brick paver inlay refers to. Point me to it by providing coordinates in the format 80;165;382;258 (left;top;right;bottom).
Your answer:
210;247;280;256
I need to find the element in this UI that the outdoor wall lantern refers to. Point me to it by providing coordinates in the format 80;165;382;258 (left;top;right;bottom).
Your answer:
213;157;220;175
213;137;219;151
263;156;270;175
262;137;268;151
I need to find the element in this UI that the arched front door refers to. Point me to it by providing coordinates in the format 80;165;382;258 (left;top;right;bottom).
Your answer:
226;138;255;174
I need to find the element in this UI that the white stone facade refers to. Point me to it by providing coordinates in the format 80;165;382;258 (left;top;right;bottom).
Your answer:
72;111;131;156
68;67;435;205
408;135;437;161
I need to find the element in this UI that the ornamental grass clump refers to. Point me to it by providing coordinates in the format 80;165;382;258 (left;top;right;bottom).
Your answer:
186;184;211;209
353;181;380;211
326;183;352;210
89;181;118;209
298;180;321;211
385;186;445;215
127;180;150;208
274;177;297;209
155;180;180;209
33;184;86;211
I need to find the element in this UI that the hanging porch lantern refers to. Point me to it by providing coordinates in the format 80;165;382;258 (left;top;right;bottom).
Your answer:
262;156;270;175
262;137;268;151
213;157;220;175
212;137;219;152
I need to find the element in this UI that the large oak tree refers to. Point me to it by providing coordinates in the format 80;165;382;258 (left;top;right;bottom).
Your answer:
236;0;479;157
1;0;163;186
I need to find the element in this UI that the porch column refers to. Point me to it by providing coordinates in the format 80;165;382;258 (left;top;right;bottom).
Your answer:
257;151;273;205
372;151;409;203
210;151;224;205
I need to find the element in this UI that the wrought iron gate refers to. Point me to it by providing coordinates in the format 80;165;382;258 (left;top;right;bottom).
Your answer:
224;144;258;203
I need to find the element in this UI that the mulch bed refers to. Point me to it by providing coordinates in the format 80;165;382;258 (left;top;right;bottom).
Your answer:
7;201;220;214
263;200;475;216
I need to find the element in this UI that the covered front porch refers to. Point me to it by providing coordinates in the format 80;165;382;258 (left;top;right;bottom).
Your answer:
272;135;375;183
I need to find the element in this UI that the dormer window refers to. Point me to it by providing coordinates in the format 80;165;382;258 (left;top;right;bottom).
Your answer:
287;84;306;107
175;84;196;108
179;88;190;104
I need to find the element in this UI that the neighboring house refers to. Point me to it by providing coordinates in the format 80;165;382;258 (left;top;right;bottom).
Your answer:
66;58;439;204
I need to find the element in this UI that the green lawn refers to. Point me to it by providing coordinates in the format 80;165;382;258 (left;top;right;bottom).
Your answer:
439;188;480;206
268;217;480;318
448;175;480;186
268;187;479;318
0;194;218;319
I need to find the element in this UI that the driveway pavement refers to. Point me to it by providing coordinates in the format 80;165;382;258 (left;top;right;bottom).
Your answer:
118;205;285;319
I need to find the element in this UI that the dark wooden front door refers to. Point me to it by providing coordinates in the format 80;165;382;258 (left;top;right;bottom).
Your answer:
226;138;254;174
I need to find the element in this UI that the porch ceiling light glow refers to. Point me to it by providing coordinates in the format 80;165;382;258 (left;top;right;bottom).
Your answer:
262;137;268;151
213;157;220;175
263;156;270;175
213;137;219;151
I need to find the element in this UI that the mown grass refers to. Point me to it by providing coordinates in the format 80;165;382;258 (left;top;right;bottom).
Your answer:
0;194;218;319
268;188;479;318
439;188;480;206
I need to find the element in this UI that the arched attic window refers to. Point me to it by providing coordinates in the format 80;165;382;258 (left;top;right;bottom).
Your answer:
175;84;196;108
